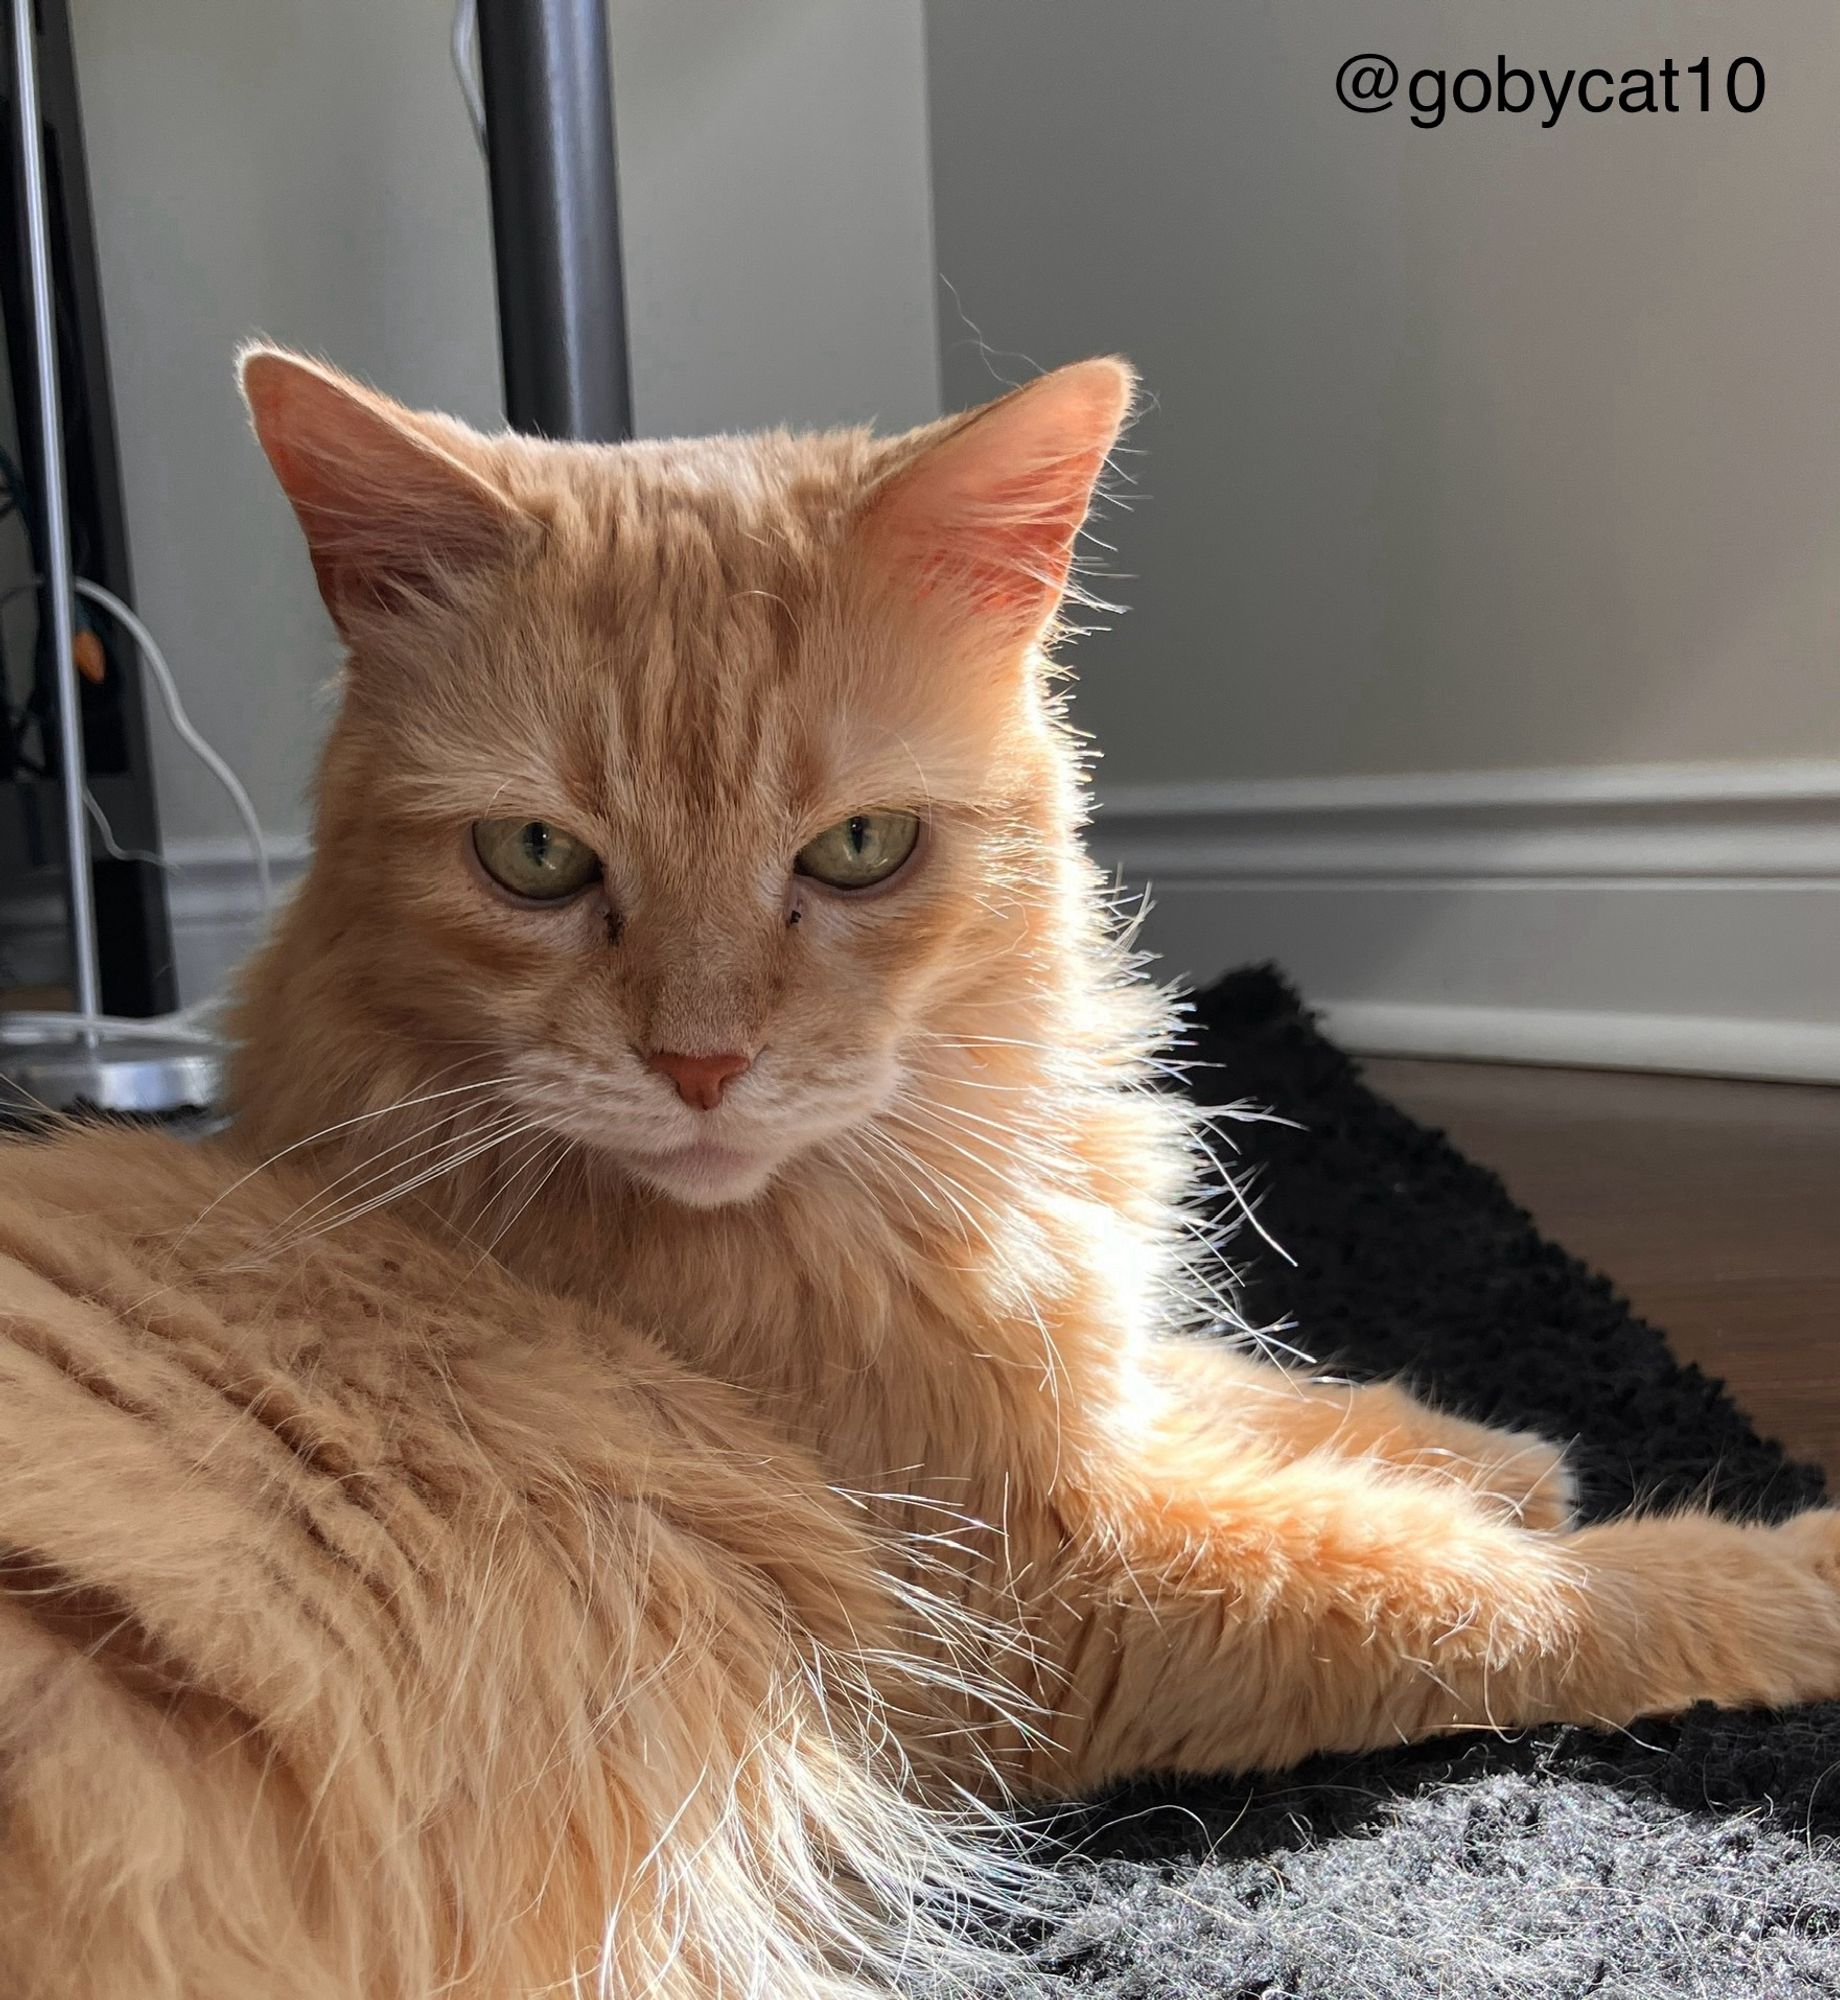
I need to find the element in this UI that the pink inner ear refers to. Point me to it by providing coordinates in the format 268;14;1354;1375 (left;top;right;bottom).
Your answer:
871;359;1133;631
925;447;1117;617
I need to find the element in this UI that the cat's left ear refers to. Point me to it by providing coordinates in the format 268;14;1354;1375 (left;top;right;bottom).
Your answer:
862;356;1134;645
240;344;538;638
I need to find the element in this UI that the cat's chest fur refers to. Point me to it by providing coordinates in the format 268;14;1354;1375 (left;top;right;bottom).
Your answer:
500;1163;1145;1507
493;1167;1162;1773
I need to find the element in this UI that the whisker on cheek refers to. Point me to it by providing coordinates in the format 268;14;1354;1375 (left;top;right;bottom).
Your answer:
233;1110;544;1266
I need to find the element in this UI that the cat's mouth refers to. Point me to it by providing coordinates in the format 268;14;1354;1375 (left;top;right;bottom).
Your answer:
509;1055;896;1210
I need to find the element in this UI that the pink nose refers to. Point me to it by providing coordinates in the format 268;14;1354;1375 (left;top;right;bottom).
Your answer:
645;1049;752;1111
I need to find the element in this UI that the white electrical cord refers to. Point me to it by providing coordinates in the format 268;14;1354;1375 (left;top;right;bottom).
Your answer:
451;0;487;153
0;576;272;1047
84;787;163;868
73;580;272;912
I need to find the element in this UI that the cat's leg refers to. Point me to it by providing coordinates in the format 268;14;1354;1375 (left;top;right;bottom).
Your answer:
1152;1337;1577;1530
1020;1440;1840;1796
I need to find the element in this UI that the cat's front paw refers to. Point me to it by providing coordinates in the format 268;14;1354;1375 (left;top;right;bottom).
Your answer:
1777;1508;1840;1589
1731;1509;1840;1707
1405;1417;1577;1532
1478;1427;1579;1533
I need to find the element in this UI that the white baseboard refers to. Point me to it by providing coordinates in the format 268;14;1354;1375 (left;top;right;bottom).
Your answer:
9;762;1840;1083
1088;760;1840;1083
0;833;309;1010
1315;1000;1840;1084
158;834;312;1006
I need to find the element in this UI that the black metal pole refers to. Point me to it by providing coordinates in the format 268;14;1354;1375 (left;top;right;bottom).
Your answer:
475;0;632;442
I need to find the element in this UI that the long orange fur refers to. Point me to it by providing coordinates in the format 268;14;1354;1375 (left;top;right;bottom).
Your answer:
1;347;1837;1996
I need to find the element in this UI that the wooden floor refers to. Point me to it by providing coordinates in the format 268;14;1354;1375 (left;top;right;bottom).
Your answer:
1366;1058;1840;1481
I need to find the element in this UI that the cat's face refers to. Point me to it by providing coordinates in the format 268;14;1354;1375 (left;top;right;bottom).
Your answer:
244;352;1130;1207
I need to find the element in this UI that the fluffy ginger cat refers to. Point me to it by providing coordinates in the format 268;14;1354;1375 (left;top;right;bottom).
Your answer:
3;346;1839;1999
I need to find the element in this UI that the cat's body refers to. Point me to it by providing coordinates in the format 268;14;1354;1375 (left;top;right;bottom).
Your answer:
0;1124;1009;1998
3;349;1839;1995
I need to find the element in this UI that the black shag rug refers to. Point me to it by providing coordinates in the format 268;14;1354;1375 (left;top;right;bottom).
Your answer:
1002;967;1840;1998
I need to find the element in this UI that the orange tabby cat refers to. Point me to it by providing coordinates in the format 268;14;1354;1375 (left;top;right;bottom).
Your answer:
3;346;1839;1996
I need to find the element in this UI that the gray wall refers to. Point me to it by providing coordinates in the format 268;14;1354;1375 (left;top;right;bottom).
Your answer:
926;0;1840;787
71;0;498;849
71;0;940;847
612;0;940;439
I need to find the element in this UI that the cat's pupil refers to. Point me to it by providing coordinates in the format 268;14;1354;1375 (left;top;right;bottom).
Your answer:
848;816;869;855
525;822;551;865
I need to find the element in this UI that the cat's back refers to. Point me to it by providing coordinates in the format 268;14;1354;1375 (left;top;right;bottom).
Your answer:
0;1120;616;1616
0;1123;911;1998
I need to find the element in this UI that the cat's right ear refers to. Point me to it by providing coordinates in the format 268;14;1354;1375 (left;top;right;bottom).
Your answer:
860;357;1134;651
239;345;537;638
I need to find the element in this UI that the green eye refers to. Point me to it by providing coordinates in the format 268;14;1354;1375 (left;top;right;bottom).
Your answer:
472;818;601;902
794;810;922;890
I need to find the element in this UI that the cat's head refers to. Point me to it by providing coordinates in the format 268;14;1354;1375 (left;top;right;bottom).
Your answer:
240;347;1133;1208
